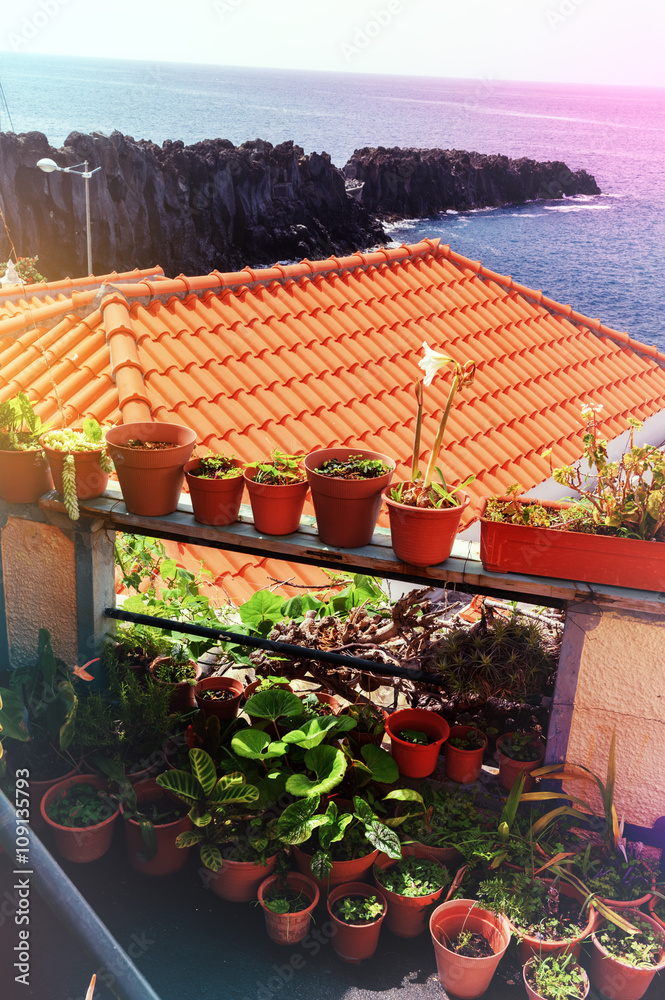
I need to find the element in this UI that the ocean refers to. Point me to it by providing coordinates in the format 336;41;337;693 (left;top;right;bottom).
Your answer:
1;53;664;348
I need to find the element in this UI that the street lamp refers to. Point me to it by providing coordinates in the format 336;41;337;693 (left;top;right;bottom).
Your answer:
37;157;101;276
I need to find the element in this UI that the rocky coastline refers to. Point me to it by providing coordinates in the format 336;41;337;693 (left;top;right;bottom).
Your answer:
0;131;600;280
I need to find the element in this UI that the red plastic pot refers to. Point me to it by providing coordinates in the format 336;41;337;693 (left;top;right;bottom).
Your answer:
304;447;395;548
243;468;309;535
243;679;294;700
373;846;448;938
444;725;488;784
429;899;511;1000
327;881;387;963
41;437;109;500
590;910;665;1000
479;497;665;591
647;895;665;933
495;732;545;793
523;956;590;1000
257;872;320;945
383;486;469;567
105;421;195;516
292;843;379;892
194;676;244;719
385;708;450;779
208;853;279;903
40;774;119;863
121;777;192;876
184;458;244;526
0;448;53;503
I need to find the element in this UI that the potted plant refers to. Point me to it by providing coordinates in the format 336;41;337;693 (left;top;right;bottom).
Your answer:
243;675;294;700
104;420;196;517
340;701;387;747
326;882;387;962
0;391;53;503
479;406;665;590
257;869;320;945
156;748;279;902
429;898;512;1000
384;707;450;778
243;451;309;535
194;676;244;720
384;784;486;865
0;628;94;832
590;909;665;1000
496;731;546;792
523;952;590;1000
444;725;488;784
148;642;202;712
304;448;395;548
183;453;245;526
373;848;450;937
40;773;119;862
117;775;192;876
383;343;476;566
41;418;112;520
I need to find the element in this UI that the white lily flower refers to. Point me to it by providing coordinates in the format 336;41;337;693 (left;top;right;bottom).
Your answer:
418;342;455;386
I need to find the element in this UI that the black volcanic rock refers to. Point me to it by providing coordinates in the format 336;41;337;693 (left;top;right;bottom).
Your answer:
343;146;601;217
0;131;385;280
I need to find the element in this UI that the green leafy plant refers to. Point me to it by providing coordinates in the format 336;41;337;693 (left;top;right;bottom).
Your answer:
398;728;431;745
315;455;390;480
596;909;664;967
0;392;50;452
262;879;312;914
483;483;572;528
524;953;588;1000
246;451;305;485
390;467;475;509
153;644;198;685
188;453;242;480
499;731;544;762
341;702;385;738
41;419;112;520
46;782;115;827
448;728;485;751
334;893;384;923
384;785;485;852
0;255;46;284
375;855;449;897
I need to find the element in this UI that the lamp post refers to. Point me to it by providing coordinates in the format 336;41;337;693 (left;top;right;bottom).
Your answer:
37;157;102;276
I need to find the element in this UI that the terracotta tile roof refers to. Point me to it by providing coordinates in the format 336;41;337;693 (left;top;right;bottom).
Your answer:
3;242;665;603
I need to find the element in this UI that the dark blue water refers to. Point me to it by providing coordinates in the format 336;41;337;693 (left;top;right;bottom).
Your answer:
1;53;663;347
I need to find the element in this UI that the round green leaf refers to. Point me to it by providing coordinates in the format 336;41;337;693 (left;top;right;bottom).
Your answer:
285;745;347;798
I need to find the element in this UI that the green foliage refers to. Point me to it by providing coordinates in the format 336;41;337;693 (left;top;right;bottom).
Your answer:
315;455;390;480
0;392;50;452
0;255;46;283
390;470;475;509
525;953;588;1000
42;422;111;521
384;785;484;852
246;451;304;485
596;910;664;967
375;856;449;897
335;893;384;923
189;454;242;480
498;731;544;762
46;782;115;828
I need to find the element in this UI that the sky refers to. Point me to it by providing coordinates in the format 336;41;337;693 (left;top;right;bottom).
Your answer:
1;0;664;88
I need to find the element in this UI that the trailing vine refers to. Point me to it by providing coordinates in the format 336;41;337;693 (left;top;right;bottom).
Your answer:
62;454;79;520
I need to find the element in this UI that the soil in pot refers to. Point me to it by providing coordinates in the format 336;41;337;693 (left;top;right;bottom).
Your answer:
194;676;244;719
327;882;387;963
257;872;319;945
373;851;450;937
444;725;488;784
429;899;512;1000
590;908;665;1000
184;457;245;526
104;421;195;517
385;708;450;779
496;731;545;792
304;447;395;548
383;484;470;567
40;774;119;863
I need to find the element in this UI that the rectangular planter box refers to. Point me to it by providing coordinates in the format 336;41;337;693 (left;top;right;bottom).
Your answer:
478;497;665;592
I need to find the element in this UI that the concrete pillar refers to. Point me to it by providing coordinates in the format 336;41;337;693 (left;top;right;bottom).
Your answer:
0;502;115;674
549;599;665;831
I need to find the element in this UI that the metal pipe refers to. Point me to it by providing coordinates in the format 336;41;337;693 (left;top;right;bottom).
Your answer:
105;606;447;686
83;159;92;275
0;790;162;1000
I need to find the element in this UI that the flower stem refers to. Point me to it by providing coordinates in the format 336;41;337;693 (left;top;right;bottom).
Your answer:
424;374;459;487
411;381;423;482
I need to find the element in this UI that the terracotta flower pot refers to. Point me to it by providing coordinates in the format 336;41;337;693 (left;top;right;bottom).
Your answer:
327;881;387;963
183;458;244;526
385;708;450;779
444;725;488;784
383;486;470;567
257;872;320;945
243;468;309;535
0;448;53;503
479;496;665;591
105;421;195;516
304;447;395;548
194;676;244;719
508;880;597;963
121;777;192;876
208;853;280;903
40;437;109;500
40;774;119;863
647;895;665;933
373;846;448;938
243;679;294;700
429;899;511;1000
523;956;590;1000
590;910;665;1000
292;843;379;892
149;657;202;712
496;732;545;792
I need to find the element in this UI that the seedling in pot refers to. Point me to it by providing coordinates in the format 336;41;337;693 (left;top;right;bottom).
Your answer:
315;454;390;480
334;894;385;923
46;783;115;827
246;451;305;485
398;728;432;746
375;856;449;897
524;952;588;1000
448;729;485;751
189;453;242;480
498;731;543;761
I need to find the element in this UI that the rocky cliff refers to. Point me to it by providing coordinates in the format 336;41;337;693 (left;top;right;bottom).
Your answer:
0;131;385;280
343;146;601;218
0;131;601;281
